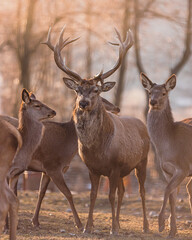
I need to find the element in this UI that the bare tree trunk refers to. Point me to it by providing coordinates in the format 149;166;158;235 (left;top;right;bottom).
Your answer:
86;0;92;78
113;0;131;107
19;0;38;89
170;0;192;75
134;0;149;118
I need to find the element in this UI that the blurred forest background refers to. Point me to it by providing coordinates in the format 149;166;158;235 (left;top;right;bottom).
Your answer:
0;0;192;191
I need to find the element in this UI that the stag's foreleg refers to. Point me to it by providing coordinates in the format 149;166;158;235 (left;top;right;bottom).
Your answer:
116;178;125;228
48;170;83;230
168;189;177;237
186;177;192;214
32;173;51;227
135;159;149;233
109;170;120;235
158;170;185;235
84;172;100;233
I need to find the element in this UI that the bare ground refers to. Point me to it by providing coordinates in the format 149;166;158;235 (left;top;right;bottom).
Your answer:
1;189;192;240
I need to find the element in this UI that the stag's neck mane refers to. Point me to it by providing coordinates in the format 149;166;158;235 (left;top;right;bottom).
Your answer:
147;99;175;152
73;96;114;148
18;104;44;154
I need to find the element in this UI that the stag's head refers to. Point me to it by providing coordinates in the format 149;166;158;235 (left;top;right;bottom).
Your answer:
140;73;176;111
21;89;56;121
42;26;133;111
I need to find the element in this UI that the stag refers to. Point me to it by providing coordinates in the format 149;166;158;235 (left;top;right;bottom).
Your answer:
140;73;192;237
45;26;150;235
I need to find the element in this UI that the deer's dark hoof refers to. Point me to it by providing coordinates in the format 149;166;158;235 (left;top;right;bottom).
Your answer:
31;218;40;228
158;214;165;232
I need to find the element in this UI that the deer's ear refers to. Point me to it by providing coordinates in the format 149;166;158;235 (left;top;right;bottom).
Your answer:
22;89;31;104
140;73;154;91
165;74;176;91
102;82;116;92
63;78;79;91
29;92;36;100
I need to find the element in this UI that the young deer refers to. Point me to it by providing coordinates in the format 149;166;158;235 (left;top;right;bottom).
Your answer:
2;96;120;229
8;89;56;181
0;119;22;240
44;26;150;235
140;73;192;237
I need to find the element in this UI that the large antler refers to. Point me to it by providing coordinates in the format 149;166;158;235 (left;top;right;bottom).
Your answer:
42;26;82;82
91;28;133;83
42;26;133;84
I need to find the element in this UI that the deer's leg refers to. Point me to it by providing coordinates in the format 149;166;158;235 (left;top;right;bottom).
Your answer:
186;177;192;214
0;191;9;236
32;173;50;227
116;177;125;228
84;172;100;233
7;182;19;240
168;189;177;237
109;171;120;235
48;170;82;230
159;171;185;233
135;161;149;233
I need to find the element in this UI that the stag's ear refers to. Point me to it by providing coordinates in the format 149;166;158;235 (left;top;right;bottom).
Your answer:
102;82;116;92
63;78;79;91
22;89;31;104
165;74;176;91
140;73;154;91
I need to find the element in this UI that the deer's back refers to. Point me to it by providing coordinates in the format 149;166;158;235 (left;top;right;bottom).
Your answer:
0;115;78;172
32;120;78;171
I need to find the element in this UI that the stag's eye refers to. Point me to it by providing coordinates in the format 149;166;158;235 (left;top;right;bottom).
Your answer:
162;92;166;96
93;89;98;93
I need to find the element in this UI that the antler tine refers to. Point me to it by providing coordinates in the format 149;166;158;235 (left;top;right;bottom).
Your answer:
41;27;54;51
54;26;82;82
93;28;133;81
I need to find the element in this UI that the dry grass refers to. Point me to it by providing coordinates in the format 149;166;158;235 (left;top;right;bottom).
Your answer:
1;190;192;240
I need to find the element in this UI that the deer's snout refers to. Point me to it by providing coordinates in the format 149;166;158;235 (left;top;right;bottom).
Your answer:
150;99;157;106
48;110;56;118
79;100;90;109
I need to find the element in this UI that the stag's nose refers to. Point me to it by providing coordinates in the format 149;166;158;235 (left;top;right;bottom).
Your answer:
150;99;157;106
48;110;56;118
79;100;89;109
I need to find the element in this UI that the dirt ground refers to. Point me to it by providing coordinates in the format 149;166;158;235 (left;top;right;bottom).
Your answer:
1;186;192;240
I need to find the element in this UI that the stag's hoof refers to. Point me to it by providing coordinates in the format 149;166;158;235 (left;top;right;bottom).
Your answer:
110;230;119;235
158;214;165;232
83;227;92;234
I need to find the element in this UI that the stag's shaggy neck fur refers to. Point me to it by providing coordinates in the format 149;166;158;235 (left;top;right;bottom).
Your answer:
73;96;113;148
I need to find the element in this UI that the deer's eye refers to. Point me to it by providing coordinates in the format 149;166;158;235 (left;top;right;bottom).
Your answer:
34;105;40;109
162;92;166;96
